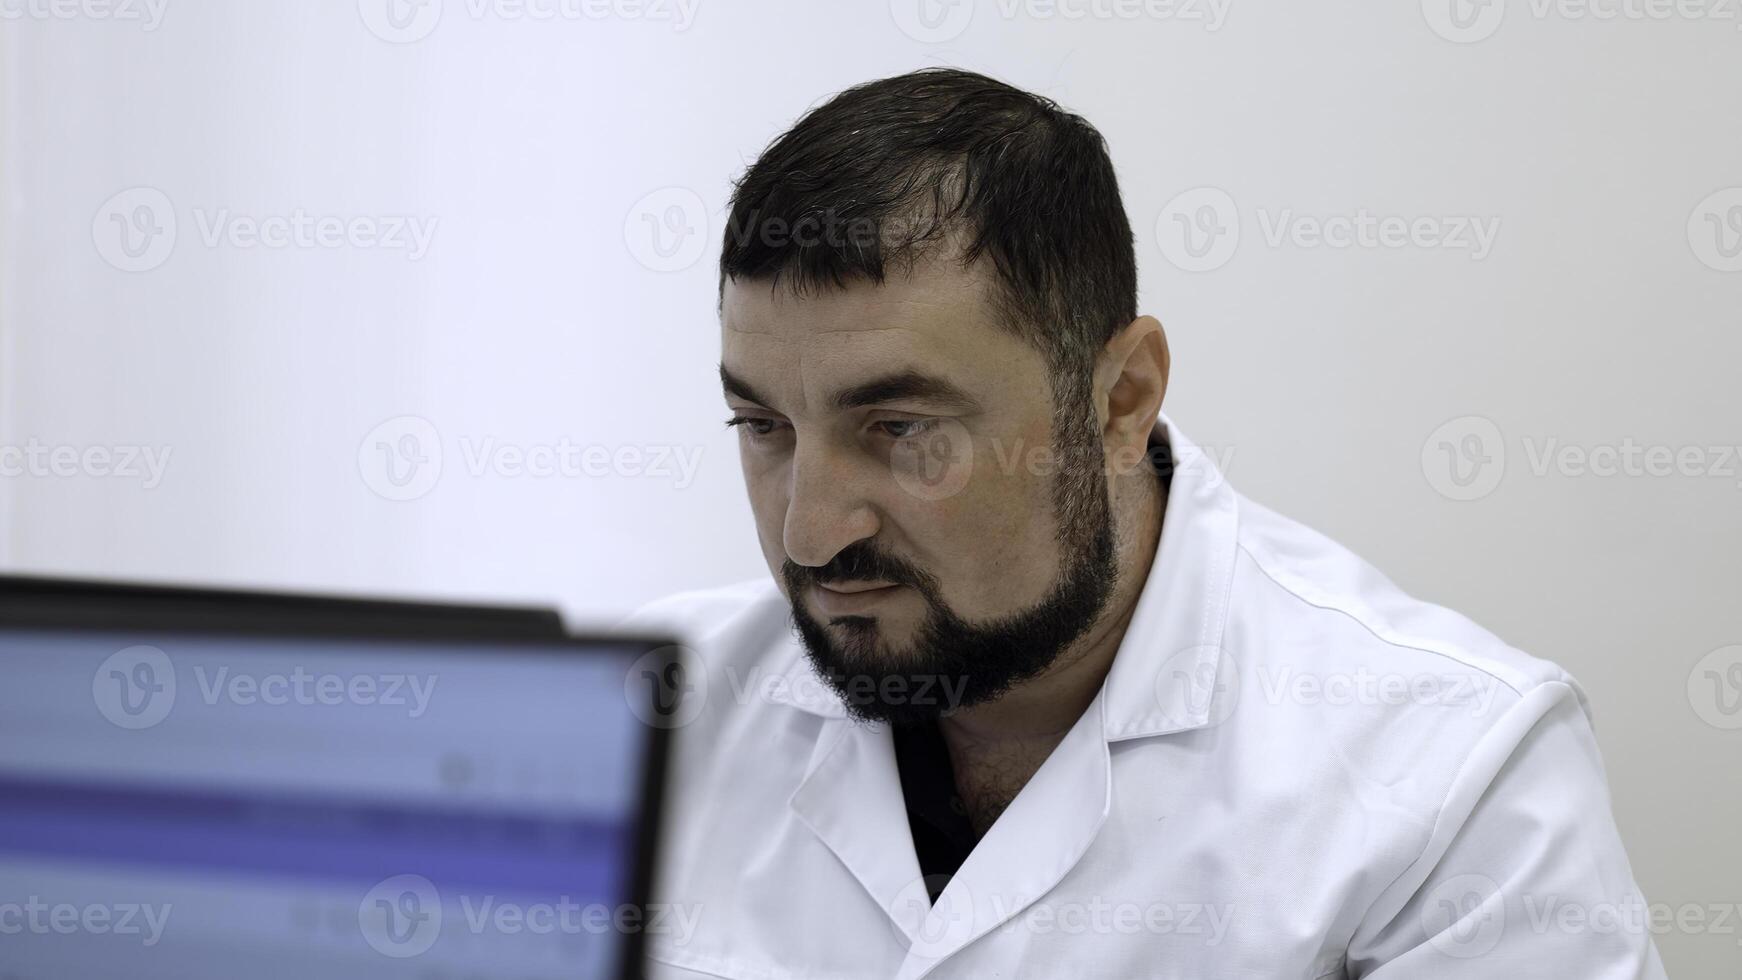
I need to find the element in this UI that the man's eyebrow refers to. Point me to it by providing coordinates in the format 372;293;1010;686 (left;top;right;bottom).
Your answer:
831;370;980;413
721;364;981;414
720;364;770;406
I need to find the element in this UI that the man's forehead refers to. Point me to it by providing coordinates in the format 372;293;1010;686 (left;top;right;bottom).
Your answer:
718;262;1040;410
721;252;997;341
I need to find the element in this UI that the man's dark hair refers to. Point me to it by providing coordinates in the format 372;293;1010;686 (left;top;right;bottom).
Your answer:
718;67;1138;401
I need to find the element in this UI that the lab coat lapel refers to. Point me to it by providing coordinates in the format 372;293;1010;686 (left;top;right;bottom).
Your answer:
894;695;1114;980
787;712;932;946
1099;412;1240;742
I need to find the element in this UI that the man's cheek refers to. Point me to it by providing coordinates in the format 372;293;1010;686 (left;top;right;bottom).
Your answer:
921;494;1046;587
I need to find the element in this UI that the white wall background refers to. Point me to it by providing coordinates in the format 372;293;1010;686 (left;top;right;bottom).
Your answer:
1;1;1738;973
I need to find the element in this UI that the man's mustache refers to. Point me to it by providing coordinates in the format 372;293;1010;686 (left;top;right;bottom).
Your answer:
783;542;938;594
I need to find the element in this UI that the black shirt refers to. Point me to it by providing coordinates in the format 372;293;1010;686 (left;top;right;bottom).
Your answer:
891;434;1175;902
891;718;980;903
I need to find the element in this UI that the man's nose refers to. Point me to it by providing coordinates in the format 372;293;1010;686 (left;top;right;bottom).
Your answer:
782;439;879;569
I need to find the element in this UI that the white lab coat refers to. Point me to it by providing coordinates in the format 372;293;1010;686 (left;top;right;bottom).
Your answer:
622;413;1666;980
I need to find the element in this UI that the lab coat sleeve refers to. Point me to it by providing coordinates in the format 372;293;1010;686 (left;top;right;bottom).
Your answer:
1345;678;1668;978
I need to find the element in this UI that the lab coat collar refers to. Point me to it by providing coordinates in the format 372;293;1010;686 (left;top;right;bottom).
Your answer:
766;409;1241;743
1099;410;1240;741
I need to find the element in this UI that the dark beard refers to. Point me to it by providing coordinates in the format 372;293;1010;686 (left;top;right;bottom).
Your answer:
781;403;1121;727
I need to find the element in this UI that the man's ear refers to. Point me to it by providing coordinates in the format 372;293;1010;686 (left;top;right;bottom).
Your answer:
1097;315;1170;463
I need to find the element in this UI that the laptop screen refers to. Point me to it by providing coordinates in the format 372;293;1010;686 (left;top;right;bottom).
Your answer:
0;615;671;979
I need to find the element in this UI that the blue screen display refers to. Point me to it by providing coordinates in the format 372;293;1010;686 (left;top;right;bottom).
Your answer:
0;628;659;979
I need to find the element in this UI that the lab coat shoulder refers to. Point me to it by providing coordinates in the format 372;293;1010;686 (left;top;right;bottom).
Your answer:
1224;494;1585;769
1219;496;1664;977
1230;494;1575;699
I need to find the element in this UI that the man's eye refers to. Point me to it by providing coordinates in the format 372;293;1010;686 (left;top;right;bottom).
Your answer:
725;416;782;437
875;419;939;440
